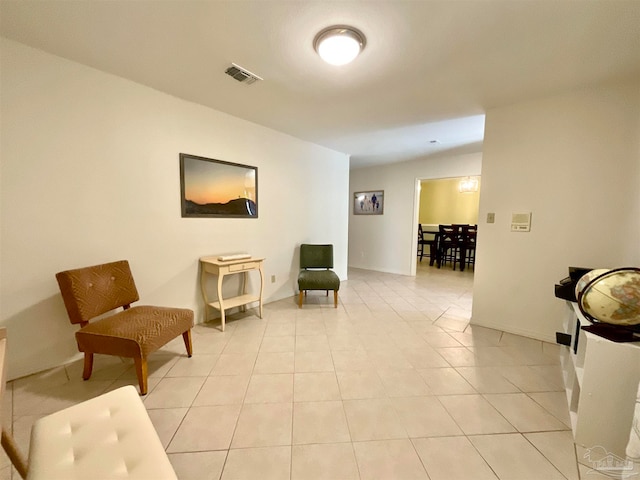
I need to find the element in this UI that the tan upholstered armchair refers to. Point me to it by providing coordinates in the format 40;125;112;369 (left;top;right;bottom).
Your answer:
55;260;194;395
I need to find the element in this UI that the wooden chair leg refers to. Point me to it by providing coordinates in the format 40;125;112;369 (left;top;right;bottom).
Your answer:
182;330;193;357
334;290;338;308
298;291;304;308
326;290;329;296
82;352;94;380
2;429;28;479
134;356;148;395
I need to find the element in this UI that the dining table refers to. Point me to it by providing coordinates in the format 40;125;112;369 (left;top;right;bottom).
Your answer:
421;224;475;272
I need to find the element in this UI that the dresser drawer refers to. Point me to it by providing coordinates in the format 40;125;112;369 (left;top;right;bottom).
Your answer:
229;262;258;272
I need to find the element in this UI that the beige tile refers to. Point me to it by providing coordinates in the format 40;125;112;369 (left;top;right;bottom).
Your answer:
343;398;407;441
484;393;568;432
244;374;293;403
168;451;227;480
336;370;386;399
64;356;131;381
468;346;520;366
146;407;188;449
391;396;462;438
254;352;295;374
331;350;371;371
166;354;218;377
524;431;579;480
404;348;451;368
295;334;330;352
143;376;205;409
264;323;296;337
327;334;364;351
358;334;392;350
438;394;516;435
13;365;69;391
418;367;475;395
433;315;469;332
294;372;341;402
389;333;429;349
260;335;295;352
497;366;564;392
448;326;503;347
231;402;293;448
367;349;413;369
192;375;250;406
528;391;572;428
223;334;263;354
412;436;498;480
423;332;463;348
295;320;326;336
167;404;241;453
292;401;351;444
211;352;257;375
143;354;181;379
13;380;114;416
376;368;431;397
529;365;565;389
294;351;334;372
469;433;566;480
578;462;622;479
222;446;291;480
433;347;477;367
455;366;521;394
291;443;359;480
353;439;429;480
191;334;228;354
12;414;43;454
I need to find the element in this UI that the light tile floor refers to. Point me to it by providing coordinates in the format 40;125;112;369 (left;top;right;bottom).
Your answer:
1;263;594;479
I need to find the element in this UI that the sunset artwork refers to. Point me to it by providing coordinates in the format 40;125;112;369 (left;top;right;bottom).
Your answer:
180;154;258;218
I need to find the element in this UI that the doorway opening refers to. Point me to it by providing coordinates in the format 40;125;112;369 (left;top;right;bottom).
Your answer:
411;176;481;276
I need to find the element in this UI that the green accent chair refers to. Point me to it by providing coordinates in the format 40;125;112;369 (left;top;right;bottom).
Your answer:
298;244;340;308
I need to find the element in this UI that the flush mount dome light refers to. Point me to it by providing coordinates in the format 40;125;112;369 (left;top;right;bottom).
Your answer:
314;25;366;66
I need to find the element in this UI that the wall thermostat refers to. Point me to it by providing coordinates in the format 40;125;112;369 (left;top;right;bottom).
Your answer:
511;212;532;232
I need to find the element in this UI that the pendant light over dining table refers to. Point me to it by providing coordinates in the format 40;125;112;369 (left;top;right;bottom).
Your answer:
314;25;366;66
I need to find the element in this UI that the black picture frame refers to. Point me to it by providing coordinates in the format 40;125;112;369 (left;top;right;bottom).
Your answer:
179;153;258;218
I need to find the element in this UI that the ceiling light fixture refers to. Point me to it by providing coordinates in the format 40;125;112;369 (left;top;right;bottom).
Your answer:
314;25;366;66
459;177;479;193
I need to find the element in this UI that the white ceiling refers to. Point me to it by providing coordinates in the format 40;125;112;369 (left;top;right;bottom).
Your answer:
2;1;639;169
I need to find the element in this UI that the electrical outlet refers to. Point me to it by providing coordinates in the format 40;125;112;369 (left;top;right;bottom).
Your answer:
487;212;495;223
271;275;276;283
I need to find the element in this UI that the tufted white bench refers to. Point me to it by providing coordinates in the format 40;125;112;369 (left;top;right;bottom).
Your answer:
0;328;177;479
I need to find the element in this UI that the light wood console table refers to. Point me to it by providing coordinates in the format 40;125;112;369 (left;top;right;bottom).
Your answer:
199;256;264;331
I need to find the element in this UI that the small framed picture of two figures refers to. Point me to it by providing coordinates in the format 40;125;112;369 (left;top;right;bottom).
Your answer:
353;190;384;215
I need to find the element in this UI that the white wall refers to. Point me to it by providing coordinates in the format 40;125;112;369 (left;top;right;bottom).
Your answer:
0;39;350;379
348;153;482;275
473;80;640;342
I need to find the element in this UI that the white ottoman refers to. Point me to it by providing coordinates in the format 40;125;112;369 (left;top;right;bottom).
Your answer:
27;385;177;480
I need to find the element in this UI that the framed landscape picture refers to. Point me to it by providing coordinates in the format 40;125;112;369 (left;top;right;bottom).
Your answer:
354;190;384;215
180;153;258;218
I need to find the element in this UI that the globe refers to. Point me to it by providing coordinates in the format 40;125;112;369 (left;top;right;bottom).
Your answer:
577;267;640;326
574;268;610;301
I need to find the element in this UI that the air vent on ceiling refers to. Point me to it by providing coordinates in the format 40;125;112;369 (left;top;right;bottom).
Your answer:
225;63;263;85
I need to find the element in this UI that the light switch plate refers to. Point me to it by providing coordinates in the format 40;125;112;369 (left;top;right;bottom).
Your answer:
487;212;495;223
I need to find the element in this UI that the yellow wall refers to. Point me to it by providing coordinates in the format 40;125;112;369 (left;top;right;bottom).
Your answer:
419;177;481;225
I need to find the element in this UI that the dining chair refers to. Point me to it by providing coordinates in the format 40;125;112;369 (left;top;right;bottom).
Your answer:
417;224;437;265
437;224;461;269
460;224;477;271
